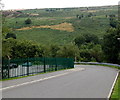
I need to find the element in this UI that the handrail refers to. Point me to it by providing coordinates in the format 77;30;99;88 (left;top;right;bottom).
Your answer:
74;62;120;67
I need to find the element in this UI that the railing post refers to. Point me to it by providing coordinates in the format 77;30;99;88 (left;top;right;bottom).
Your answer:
44;58;46;73
27;58;29;76
1;67;3;79
67;58;69;69
2;59;4;79
8;59;10;78
55;58;57;71
71;58;74;68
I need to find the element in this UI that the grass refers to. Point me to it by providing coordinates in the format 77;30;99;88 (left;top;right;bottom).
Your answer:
14;28;74;45
16;22;74;32
110;73;120;100
3;5;117;45
12;16;109;45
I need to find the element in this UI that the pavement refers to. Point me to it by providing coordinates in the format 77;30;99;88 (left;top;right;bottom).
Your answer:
1;65;119;98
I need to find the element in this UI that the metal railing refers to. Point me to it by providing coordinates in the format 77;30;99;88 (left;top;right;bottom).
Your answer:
2;57;74;79
75;62;120;68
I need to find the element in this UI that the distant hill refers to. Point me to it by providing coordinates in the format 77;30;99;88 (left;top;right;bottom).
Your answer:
3;5;118;45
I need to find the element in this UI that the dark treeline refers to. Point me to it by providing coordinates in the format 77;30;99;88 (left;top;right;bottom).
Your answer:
2;38;79;60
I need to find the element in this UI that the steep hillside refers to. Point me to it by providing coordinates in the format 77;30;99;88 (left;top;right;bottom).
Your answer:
3;5;118;45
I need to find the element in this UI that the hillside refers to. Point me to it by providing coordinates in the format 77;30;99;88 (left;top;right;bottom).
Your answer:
3;5;118;45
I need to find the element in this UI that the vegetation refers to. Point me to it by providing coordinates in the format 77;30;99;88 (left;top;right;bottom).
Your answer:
25;18;32;24
102;26;120;64
2;38;79;60
2;5;120;64
2;6;119;99
110;74;120;99
5;33;17;39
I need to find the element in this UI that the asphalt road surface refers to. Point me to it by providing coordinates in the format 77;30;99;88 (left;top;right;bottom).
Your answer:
2;65;119;98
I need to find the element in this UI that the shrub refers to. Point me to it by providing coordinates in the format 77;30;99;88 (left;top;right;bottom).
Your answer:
5;33;16;39
25;18;32;24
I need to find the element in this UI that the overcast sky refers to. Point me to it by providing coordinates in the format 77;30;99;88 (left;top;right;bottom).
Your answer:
2;0;120;10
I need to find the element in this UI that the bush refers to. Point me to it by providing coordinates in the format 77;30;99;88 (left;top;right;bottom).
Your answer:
25;18;32;24
5;33;16;39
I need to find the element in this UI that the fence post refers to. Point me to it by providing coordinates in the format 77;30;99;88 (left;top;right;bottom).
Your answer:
1;59;3;79
44;58;46;73
55;58;57;71
67;58;69;69
8;59;10;78
71;58;74;68
27;58;29;76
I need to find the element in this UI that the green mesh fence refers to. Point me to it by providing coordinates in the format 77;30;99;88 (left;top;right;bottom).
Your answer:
2;57;74;79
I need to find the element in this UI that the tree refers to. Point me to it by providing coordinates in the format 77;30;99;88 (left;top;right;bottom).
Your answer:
88;13;93;17
79;43;94;62
57;44;79;61
90;44;103;62
79;50;92;62
76;14;79;18
83;33;99;44
110;19;117;28
49;44;60;57
74;35;85;47
2;38;17;59
2;25;12;38
74;34;99;48
5;33;16;39
109;14;117;28
76;14;84;19
25;18;32;24
109;14;116;18
2;38;44;59
11;40;41;58
78;16;82;19
81;14;84;18
102;28;120;64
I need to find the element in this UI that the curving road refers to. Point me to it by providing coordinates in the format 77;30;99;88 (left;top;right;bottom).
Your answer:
2;65;119;98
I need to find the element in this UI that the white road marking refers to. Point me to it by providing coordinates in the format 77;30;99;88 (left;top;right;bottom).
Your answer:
108;71;119;99
66;68;85;71
1;68;85;91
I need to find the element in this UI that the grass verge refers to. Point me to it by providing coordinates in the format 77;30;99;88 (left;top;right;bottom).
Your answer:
110;73;120;100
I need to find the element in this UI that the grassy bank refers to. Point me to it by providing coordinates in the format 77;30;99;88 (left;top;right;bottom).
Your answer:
110;73;120;99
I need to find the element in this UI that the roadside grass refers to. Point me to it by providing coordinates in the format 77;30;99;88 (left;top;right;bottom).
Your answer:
110;73;120;100
1;67;73;81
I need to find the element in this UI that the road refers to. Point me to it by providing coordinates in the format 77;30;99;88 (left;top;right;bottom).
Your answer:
2;65;119;98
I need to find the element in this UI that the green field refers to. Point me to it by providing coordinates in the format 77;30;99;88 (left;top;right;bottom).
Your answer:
3;5;118;45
